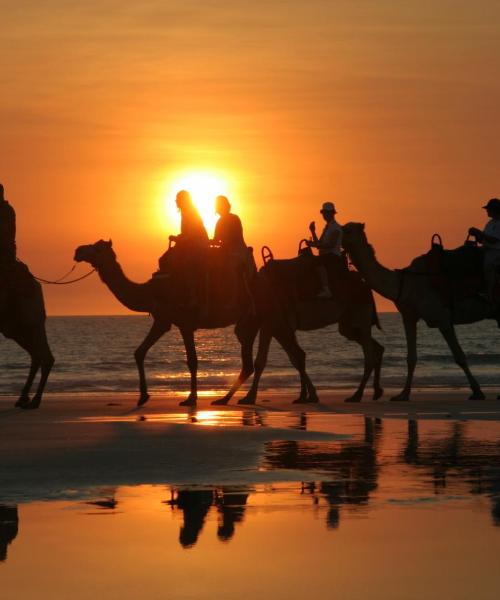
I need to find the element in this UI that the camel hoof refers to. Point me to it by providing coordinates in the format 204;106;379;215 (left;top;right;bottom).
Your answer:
344;396;362;403
293;396;318;404
238;397;256;405
211;397;229;406
373;388;384;401
179;397;197;407
469;391;486;401
15;396;30;408
20;401;40;410
390;395;410;402
137;394;150;407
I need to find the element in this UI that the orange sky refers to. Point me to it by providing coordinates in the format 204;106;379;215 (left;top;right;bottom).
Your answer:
1;1;499;314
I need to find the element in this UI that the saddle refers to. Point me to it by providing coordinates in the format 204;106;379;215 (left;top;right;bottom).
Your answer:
152;245;256;313
263;251;368;306
423;235;485;305
0;260;36;296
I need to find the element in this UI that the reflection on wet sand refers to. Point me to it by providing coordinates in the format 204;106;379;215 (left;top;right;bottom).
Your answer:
0;505;18;562
166;487;250;547
403;419;500;527
265;416;381;529
2;415;500;565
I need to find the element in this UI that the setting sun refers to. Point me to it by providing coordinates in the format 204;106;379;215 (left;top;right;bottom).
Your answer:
163;170;234;234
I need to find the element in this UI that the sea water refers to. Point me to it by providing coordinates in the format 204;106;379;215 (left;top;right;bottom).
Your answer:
0;313;496;396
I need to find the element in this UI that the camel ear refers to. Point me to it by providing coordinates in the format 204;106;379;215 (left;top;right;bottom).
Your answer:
107;239;113;247
361;223;365;231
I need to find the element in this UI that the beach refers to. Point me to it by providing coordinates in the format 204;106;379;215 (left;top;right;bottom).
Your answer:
2;392;500;600
1;390;499;501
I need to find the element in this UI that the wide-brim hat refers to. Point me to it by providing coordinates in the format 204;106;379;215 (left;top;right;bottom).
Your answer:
483;198;500;210
320;201;336;213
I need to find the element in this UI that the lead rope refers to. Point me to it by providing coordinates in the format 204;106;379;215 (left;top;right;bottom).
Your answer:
29;262;96;285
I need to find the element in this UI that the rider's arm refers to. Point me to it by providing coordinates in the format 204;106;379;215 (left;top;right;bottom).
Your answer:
317;229;340;250
308;221;320;247
469;227;500;245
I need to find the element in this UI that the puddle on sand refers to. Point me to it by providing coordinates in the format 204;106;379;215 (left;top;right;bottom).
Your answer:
2;416;500;600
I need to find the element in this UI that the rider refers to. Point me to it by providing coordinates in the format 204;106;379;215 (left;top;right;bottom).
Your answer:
0;183;16;267
469;197;500;299
307;201;344;299
212;195;250;307
169;190;209;250
166;190;209;307
213;195;247;253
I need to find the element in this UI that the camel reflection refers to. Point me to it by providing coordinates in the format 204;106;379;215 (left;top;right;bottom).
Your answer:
167;487;250;548
0;505;18;562
265;416;382;529
403;420;500;526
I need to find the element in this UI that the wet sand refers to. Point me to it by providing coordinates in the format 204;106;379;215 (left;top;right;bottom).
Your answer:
1;390;499;502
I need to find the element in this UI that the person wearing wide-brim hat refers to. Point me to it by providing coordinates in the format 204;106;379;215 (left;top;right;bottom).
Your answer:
469;198;500;299
307;201;344;299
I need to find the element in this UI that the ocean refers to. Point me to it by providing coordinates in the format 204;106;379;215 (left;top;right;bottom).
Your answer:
0;313;497;396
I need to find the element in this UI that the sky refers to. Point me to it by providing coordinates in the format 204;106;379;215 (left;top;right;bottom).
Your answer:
1;0;499;314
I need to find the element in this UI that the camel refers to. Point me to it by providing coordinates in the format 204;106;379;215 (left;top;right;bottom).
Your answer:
213;252;385;405
342;222;496;401
74;240;259;407
75;240;384;407
1;267;54;409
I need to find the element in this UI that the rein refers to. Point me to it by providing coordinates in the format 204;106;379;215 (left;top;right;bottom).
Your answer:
30;262;96;285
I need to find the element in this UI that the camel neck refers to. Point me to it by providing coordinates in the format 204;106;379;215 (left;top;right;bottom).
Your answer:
348;242;399;301
97;260;153;313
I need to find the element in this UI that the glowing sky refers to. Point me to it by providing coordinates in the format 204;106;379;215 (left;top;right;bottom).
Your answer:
1;1;499;314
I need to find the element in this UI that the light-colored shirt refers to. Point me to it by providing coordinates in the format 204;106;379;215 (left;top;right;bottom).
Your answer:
483;219;500;266
319;219;342;256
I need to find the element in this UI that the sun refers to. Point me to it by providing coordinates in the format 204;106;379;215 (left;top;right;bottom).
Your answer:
163;170;233;234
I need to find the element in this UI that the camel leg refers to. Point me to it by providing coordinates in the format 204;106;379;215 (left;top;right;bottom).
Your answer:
272;330;318;404
391;313;417;401
15;353;39;407
238;328;272;405
344;333;375;403
27;328;54;409
179;328;198;407
11;330;41;408
134;320;170;407
438;324;485;400
212;320;258;406
372;339;385;400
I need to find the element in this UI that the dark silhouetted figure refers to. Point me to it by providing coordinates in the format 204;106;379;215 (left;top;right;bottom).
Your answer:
0;183;16;265
0;505;19;562
213;196;246;252
169;190;209;250
469;198;500;299
161;190;209;308
307;201;344;299
212;195;251;308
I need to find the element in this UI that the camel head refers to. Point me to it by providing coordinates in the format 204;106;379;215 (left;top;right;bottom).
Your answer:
74;240;116;268
342;222;368;250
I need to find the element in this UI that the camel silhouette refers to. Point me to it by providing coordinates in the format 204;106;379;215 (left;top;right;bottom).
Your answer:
342;222;496;401
214;253;384;405
74;240;258;406
75;240;384;406
1;268;54;409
